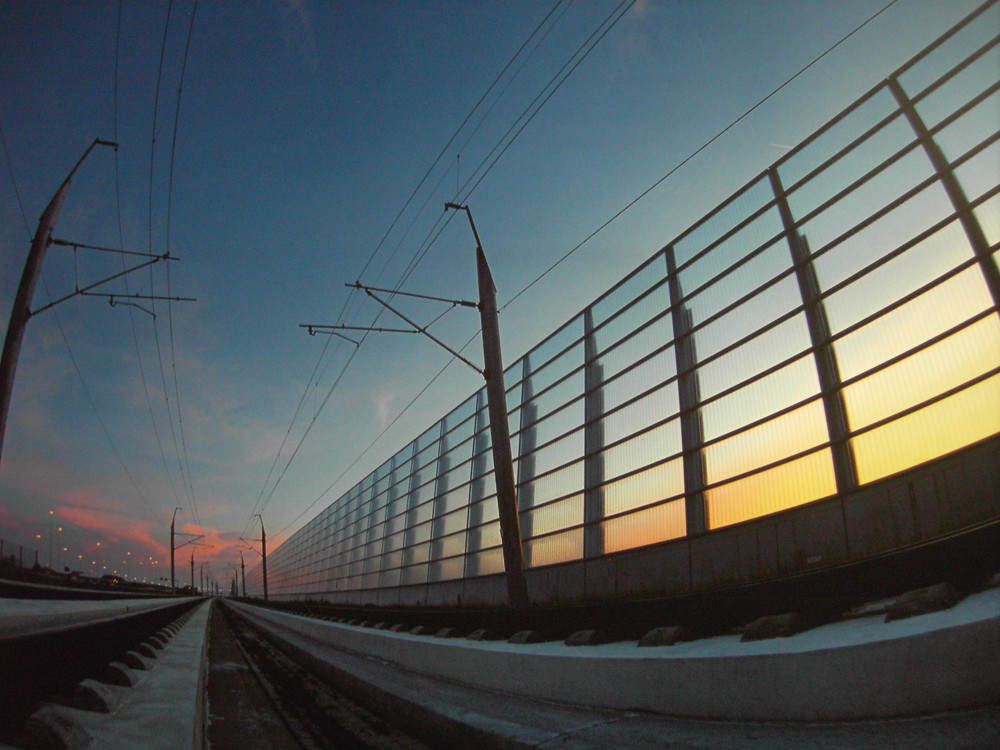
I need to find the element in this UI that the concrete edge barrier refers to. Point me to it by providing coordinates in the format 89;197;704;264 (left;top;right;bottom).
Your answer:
21;706;91;750
0;597;202;643
227;588;1000;722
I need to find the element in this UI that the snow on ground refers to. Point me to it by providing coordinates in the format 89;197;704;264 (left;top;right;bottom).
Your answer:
295;583;1000;660
48;598;210;750
0;597;200;639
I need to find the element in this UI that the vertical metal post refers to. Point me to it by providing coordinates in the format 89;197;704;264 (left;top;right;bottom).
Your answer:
0;139;114;467
583;309;607;557
888;76;1000;307
769;168;857;495
240;551;246;597
477;245;528;609
400;444;422;585
666;246;708;535
428;419;450;582
515;356;536;567
465;391;490;579
190;552;194;591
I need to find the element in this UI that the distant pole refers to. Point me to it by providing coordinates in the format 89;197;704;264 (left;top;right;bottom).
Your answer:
446;203;527;608
240;551;246;597
170;507;181;594
257;514;268;602
0;139;115;467
190;552;194;591
47;511;54;569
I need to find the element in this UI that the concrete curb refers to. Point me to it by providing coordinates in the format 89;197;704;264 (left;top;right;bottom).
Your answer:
228;586;1000;722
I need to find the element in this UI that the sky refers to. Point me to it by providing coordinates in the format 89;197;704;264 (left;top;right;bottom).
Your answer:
0;0;986;589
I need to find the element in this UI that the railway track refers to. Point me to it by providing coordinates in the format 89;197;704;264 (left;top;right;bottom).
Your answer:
0;597;204;748
208;602;431;750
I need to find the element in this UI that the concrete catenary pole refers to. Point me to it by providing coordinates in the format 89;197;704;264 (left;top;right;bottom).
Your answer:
462;209;528;609
170;507;182;594
0;139;115;467
257;514;268;601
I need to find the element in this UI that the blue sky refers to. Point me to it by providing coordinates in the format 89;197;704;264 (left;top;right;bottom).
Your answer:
0;0;983;587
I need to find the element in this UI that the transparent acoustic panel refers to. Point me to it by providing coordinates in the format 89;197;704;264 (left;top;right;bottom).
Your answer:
704;399;831;487
685;239;793;327
524;460;584;508
525;527;582;568
468;546;505;577
527;493;583;538
912;38;1000;130
601;456;684;518
975;193;1000;246
786;114;916;223
932;87;1000;165
697;315;812;402
431;553;465;582
778;88;898;190
844;315;1000;431
436;529;467;561
522;318;583;385
897;3;1000;99
599;347;676;413
707;448;837;529
594;316;673;386
810;182;956;302
526;342;584;401
793;149;934;259
692;275;803;362
599;382;680;447
590;254;666;329
673;176;773;267
602;419;683;488
439;481;472;516
400;562;426;587
408;519;432;546
406;537;431;565
954;138;1000;204
852;374;1000;485
471;518;502;552
523;390;585;454
834;265;995;382
527;427;584;482
438;505;469;537
678;207;784;297
700;352;821;444
601;498;686;554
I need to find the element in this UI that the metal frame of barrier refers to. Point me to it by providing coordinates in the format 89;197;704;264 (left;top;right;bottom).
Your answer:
251;0;1000;605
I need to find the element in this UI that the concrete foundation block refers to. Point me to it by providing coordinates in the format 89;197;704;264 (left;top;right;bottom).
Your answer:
741;612;809;642
508;630;545;644
69;679;121;713
885;582;961;622
121;650;153;670
101;661;138;687
22;706;91;750
466;628;505;641
637;625;690;647
565;629;611;646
